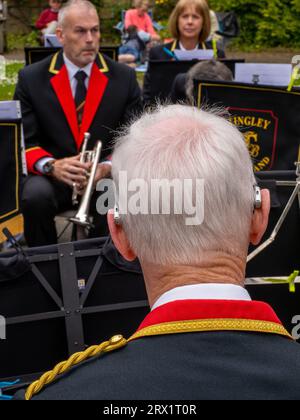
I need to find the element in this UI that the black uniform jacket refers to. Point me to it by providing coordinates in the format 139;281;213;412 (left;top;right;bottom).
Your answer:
14;51;142;173
15;299;300;400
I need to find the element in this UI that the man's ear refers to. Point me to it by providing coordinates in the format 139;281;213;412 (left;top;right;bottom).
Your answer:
249;189;271;246
107;210;137;261
55;27;64;45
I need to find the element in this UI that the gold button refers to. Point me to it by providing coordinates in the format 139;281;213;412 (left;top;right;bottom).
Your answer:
109;334;123;344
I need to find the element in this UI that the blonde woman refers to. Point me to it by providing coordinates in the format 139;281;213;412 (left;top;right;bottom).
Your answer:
149;0;224;60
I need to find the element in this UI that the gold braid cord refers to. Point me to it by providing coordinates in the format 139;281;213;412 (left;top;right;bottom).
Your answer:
25;335;127;401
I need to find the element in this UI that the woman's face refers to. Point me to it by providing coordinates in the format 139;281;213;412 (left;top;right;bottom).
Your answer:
137;1;149;15
178;5;204;40
49;0;61;12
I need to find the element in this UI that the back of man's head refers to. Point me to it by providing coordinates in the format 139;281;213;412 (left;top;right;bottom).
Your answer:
112;105;256;266
186;60;233;104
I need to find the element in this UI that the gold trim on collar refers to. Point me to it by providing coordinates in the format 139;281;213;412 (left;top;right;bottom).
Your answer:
171;40;177;52
201;42;206;50
49;52;60;75
49;52;109;74
129;319;293;341
98;53;109;73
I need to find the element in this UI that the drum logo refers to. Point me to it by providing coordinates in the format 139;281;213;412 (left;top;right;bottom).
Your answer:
228;108;278;172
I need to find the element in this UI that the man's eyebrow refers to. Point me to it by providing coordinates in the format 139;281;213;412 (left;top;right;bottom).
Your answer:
74;25;100;30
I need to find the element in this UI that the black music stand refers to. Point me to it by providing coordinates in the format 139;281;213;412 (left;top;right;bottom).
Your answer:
0;237;148;384
246;166;300;277
145;59;245;104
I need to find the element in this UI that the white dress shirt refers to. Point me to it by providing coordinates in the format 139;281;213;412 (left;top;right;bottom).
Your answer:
179;42;199;51
152;283;251;311
63;53;93;98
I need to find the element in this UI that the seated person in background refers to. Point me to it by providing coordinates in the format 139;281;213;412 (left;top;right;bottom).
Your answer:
208;9;222;41
18;104;300;400
118;25;151;67
171;59;233;103
143;0;225;103
125;0;160;42
36;0;62;35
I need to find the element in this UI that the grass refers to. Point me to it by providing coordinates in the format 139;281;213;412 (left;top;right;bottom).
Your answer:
0;62;24;101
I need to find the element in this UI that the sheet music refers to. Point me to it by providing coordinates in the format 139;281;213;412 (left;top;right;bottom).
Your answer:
174;49;214;61
0;100;21;120
44;34;62;48
235;63;293;86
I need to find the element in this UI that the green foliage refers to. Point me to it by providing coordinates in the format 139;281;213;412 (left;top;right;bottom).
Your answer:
130;0;300;48
0;62;24;101
7;32;39;51
6;0;300;48
209;0;300;48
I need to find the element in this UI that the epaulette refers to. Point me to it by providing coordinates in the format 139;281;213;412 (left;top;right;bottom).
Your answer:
25;335;127;400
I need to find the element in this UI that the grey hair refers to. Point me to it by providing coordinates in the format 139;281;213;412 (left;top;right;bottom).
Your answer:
186;60;233;105
111;104;255;266
57;0;98;27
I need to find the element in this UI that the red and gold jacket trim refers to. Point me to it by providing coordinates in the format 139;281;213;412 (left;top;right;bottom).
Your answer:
49;52;109;151
26;147;53;175
130;300;292;341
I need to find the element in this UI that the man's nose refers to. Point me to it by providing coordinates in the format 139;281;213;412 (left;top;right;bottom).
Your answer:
85;31;93;42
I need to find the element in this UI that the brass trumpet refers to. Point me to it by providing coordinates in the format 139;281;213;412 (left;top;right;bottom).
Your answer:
70;135;102;228
72;132;91;206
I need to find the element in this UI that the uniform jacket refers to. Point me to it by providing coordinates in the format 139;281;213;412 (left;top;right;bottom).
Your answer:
16;299;300;400
14;51;142;174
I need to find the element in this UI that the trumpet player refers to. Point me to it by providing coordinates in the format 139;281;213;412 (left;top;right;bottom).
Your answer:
15;0;142;247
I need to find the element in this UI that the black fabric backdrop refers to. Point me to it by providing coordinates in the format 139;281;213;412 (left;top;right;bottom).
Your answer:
195;81;300;171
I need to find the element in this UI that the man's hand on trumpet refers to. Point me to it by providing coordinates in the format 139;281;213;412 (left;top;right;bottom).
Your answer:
51;155;91;191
